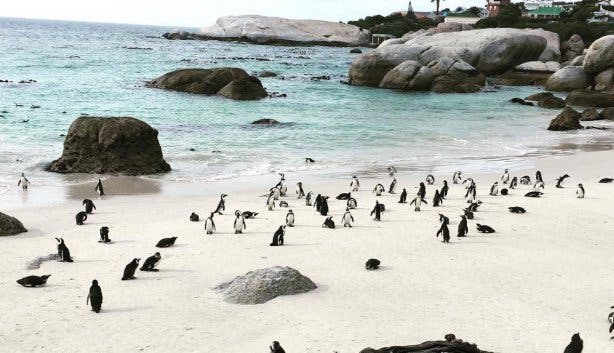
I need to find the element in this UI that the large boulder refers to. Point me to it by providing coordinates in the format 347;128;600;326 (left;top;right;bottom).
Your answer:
494;61;560;86
548;107;583;131
0;212;27;236
595;68;614;91
567;54;585;67
359;340;494;353
545;66;589;91
525;91;555;101
580;108;602;121
583;35;614;75
47;116;171;175
429;58;485;93
561;34;585;61
566;90;614;107
217;76;267;100
379;60;433;90
538;95;566;109
601;107;614;120
199;15;370;46
215;266;317;304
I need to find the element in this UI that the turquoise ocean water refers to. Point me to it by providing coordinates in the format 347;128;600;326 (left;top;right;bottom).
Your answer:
1;17;612;191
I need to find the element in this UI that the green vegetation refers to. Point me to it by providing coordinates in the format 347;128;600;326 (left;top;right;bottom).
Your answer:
348;13;439;38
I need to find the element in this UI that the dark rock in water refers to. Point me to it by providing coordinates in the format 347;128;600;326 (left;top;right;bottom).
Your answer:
269;92;287;98
148;68;267;100
601;107;614;120
47;116;171;175
311;75;331;81
525;91;554;101
350;48;363;54
257;71;278;78
548;107;583;131
359;339;494;353
0;212;27;236
537;95;566;109
509;98;533;106
580;108;602;121
565;90;614;107
252;119;280;125
162;31;195;40
215;266;317;304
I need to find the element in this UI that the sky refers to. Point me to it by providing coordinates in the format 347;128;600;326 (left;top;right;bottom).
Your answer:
1;0;489;28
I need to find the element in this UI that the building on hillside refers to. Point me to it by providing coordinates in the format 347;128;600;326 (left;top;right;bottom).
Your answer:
524;0;554;11
486;0;511;17
526;6;564;18
588;2;614;23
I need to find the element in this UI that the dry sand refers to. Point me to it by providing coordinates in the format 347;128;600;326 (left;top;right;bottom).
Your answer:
0;151;613;353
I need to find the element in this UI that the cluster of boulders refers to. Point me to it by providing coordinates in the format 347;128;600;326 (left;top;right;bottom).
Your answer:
0;212;27;237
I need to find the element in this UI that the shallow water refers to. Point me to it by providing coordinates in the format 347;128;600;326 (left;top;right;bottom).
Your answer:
1;17;612;190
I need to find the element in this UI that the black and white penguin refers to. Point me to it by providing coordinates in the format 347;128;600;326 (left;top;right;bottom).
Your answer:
296;182;305;199
520;175;531;185
576;183;585;199
599;177;613;183
398;188;408;203
476;224;495;233
270;341;286;353
342;208;354;227
535;171;544;184
426;174;435;185
17;274;51;287
82;199;96;214
525;191;543;198
99;226;111;243
465;182;476;203
436;214;450;243
387;166;397;177
305;157;315;164
501;169;510;184
305;191;314;206
87;279;103;313
440;180;449;199
233;210;246;234
17;172;31;189
336;192;352;200
75;211;88;225
314;194;323;212
410;195;427;211
463;208;474;220
242;211;258;219
156;237;177;248
388;178;397;194
347;197;358;209
508;206;526;213
266;194;276;211
277;173;287;196
556;174;570;188
489;182;499;196
214;194;227;214
563;333;583;353
417;182;426;199
509;177;518;189
205;213;216;234
286;209;295;227
457;215;468;237
270;186;281;201
95;179;105;196
533;180;545;191
365;258;381;270
56;238;73;262
432;189;443;207
121;258;140;280
270;226;286;246
350;176;360;191
190;212;199;222
373;183;385;196
319;197;329;216
370;201;382;221
453;171;462;184
322;216;335;229
466;201;482;212
140;252;161;271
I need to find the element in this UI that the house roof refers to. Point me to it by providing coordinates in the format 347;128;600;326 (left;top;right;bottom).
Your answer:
528;6;563;15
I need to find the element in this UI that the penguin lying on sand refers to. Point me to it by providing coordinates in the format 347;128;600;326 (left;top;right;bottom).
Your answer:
17;275;51;287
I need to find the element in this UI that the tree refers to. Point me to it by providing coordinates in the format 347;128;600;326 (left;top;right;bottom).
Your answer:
431;0;446;15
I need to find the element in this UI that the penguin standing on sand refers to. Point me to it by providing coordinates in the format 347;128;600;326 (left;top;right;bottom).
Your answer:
342;208;354;227
370;201;382;221
509;177;518;189
83;199;96;214
465;181;476;203
417;182;426;199
56;238;73;262
286;210;295;227
270;187;281;200
453;171;462;184
305;191;314;206
277;173;287;196
204;213;216;234
457;215;468;237
388;178;397;194
347;197;358;209
99;226;111;243
563;333;583;353
534;180;545;191
410;195;427;211
314;194;323;212
214;194;227;215
267;194;276;211
270;341;286;353
489;182;499;196
436;214;450;243
556;174;570;188
535;171;544;184
296;182;305;199
398;188;408;203
17;173;30;189
121;259;139;280
76;211;87;225
87;280;103;313
387;166;397;177
140;252;161;271
319;197;329;216
501;169;510;184
576;183;585;199
373;183;385;196
233;210;246;234
426;174;435;185
270;226;286;246
95;179;105;196
350;176;360;191
433;190;442;207
440;180;449;199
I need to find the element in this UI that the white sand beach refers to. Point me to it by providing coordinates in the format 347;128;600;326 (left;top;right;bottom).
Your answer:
1;150;612;353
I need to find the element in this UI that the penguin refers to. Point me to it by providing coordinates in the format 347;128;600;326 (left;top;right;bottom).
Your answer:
508;206;526;213
453;171;462;184
489;182;499;196
440;180;449;199
388;178;397;194
500;188;508;196
75;211;87;225
465;182;476;203
417;182;426;199
17;274;51;287
99;226;111;243
305;191;314;206
87;279;103;313
599;177;613;183
387;166;397;177
520;176;531;185
233;210;246;234
350;176;360;191
466;201;482;212
370;201;382;221
410;196;427;211
398;188;407;203
94;179;105;196
432;189;442;207
279;200;289;208
155;237;177;248
270;341;286;353
556;174;570;188
463;208;474;220
190;212;199;222
457;215;468;237
365;258;381;270
347;197;358;209
342;208;354;227
426;174;435;185
121;258;140;280
509;177;518;189
319;197;329;216
56;238;73;262
436;214;450;243
563;333;583;353
266;194;276;211
501;169;510;184
296;182;305;199
476;224;495;233
525;191;543;198
533;180;545;191
269;226;285;246
214;194;227;214
17;173;30;189
305;157;315;164
336;192;352;200
314;194;323;212
83;199;96;214
535;171;543;184
277;174;287;196
576;183;585;199
205;213;216;234
322;216;335;229
286;209;295;227
140;252;161;271
242;211;258;219
373;183;385;196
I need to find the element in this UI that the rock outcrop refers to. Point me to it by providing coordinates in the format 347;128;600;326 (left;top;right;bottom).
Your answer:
566;90;614;107
47;116;171;175
561;34;585;62
595;68;614;91
0;212;27;236
580;108;602;121
583;35;614;75
545;66;589;91
217;76;267;100
252;118;280;125
359;340;494;353
198;15;370;47
494;60;559;86
525;91;555;101
548;107;583;131
215;266;316;304
538;95;566;109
